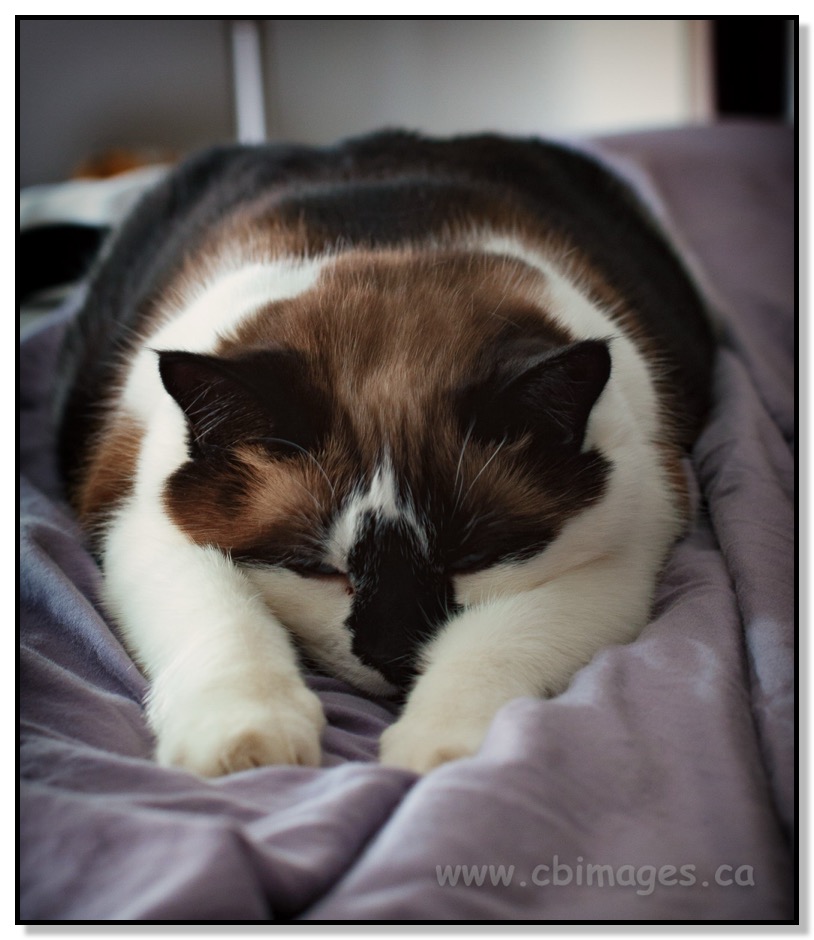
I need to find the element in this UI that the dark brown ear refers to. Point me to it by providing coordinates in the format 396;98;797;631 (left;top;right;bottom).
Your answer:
462;339;611;456
157;348;328;459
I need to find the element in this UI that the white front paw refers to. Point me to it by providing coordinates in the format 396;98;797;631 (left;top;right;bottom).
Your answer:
379;710;491;774
151;683;326;777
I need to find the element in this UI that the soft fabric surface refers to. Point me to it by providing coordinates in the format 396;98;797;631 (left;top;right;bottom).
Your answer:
19;122;794;922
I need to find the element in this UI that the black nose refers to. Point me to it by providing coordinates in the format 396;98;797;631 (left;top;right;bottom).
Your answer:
345;518;456;690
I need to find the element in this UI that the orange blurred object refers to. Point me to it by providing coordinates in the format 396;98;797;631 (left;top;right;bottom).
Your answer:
72;147;176;179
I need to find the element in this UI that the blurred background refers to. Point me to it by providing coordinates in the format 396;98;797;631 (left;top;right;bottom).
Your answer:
19;17;795;188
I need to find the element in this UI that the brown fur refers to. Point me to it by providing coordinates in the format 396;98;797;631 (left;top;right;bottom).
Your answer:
75;415;145;539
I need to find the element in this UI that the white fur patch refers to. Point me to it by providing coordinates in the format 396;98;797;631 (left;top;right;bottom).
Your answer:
102;491;326;776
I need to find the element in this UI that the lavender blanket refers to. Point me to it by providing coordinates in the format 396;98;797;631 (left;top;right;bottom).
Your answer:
19;123;795;922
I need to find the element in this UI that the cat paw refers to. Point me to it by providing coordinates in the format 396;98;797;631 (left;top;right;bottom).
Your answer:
378;711;489;774
152;684;326;777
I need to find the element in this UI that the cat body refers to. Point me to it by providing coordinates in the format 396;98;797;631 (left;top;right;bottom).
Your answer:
56;132;714;775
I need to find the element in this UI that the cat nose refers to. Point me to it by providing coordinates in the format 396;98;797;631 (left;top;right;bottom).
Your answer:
345;524;455;689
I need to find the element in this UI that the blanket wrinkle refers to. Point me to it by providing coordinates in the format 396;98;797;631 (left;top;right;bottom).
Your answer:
692;351;794;838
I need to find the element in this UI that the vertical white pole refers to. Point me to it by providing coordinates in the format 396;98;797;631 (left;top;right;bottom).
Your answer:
231;19;267;143
686;19;714;123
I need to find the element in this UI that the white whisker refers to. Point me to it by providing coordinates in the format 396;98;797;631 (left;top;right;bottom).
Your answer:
452;422;475;513
459;436;508;508
258;437;337;499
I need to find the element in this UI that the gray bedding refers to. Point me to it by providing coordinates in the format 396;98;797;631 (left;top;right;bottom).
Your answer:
19;122;795;921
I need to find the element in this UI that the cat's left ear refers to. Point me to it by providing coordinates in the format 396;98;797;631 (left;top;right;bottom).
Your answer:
465;339;611;455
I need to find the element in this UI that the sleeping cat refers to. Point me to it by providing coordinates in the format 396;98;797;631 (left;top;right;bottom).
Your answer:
55;131;714;776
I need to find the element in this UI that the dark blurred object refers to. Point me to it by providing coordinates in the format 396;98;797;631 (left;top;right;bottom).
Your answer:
19;224;108;302
713;18;792;118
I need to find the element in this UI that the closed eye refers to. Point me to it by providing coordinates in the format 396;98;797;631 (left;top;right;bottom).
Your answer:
288;560;355;596
448;550;497;575
287;560;345;579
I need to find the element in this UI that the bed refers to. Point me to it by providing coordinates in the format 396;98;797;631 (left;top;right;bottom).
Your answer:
19;121;795;922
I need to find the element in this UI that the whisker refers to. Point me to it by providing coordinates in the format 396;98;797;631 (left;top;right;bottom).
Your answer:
452;422;475;513
258;437;337;499
284;479;323;514
459;436;508;509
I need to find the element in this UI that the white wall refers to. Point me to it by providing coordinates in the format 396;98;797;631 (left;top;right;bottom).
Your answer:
263;19;709;144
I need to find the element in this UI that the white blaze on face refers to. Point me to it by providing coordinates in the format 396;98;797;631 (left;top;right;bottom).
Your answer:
324;460;428;573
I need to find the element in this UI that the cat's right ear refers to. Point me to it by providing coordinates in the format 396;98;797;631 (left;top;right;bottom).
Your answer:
156;349;326;458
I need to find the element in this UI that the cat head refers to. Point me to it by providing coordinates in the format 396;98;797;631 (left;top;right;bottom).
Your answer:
158;251;612;694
